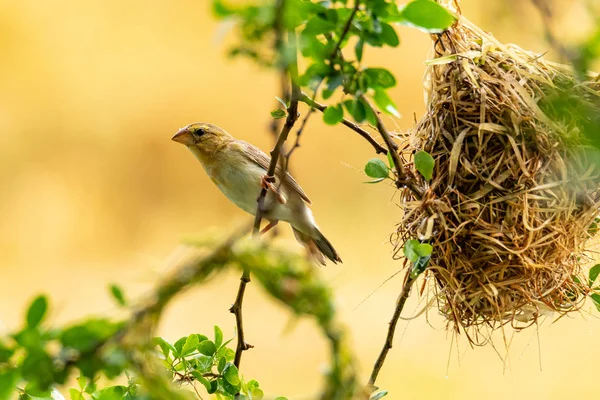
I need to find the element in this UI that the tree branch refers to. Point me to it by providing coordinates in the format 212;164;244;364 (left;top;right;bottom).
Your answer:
367;272;417;389
359;94;423;198
299;92;388;154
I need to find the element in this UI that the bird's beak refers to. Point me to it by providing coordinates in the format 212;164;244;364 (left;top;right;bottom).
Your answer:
172;128;195;146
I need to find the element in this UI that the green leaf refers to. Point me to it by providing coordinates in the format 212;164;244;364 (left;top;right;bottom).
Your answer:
410;255;431;279
364;178;385;184
212;0;235;18
0;341;14;363
589;264;600;286
195;354;213;372
399;0;456;33
344;99;366;122
373;90;401;118
271;109;287;119
61;319;122;353
26;295;48;328
197;340;216;356
192;371;212;392
414;150;435;180
364;68;396;88
182;334;199;356
380;23;399;47
0;370;19;400
364;158;389;179
109;284;126;307
214;326;223;349
355;39;365;62
303;15;336;35
223;362;241;386
69;388;85;400
153;337;175;358
591;293;600;312
208;379;218;394
404;240;432;262
370;390;389;400
217;356;227;373
94;386;126;400
323;105;344;125
404;239;420;262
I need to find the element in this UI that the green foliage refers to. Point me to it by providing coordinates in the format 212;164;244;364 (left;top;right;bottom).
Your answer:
398;0;456;33
212;0;455;126
404;239;432;279
270;109;287;119
414;150;435;181
364;158;390;183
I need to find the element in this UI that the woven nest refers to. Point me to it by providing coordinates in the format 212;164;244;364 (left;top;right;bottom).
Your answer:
393;16;600;343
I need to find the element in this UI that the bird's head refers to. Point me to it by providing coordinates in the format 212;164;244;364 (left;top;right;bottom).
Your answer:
172;123;233;153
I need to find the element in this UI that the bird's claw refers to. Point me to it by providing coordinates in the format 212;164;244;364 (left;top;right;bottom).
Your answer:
261;175;286;204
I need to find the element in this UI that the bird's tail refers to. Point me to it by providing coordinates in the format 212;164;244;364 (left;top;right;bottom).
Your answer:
292;227;342;265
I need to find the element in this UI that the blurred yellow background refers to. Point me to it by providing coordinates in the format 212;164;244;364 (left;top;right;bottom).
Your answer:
1;0;599;398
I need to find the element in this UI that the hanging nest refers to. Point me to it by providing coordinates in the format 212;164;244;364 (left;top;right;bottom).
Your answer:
393;15;600;343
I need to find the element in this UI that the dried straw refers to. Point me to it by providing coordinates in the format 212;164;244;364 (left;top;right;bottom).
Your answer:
393;15;600;343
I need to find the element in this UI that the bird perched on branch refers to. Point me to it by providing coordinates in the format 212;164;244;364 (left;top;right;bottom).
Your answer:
172;122;342;265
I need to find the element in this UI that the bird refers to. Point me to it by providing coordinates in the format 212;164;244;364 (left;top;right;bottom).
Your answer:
172;122;342;265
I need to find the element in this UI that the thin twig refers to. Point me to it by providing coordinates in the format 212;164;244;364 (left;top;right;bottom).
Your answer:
360;94;423;198
234;28;301;374
230;268;253;369
367;272;417;388
299;92;387;154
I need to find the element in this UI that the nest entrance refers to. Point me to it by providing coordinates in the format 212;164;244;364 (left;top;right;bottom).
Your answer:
395;16;600;343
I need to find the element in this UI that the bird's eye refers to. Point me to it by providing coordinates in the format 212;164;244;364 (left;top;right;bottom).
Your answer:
195;127;206;137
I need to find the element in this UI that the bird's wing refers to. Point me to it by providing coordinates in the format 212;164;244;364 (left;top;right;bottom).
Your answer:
240;141;312;204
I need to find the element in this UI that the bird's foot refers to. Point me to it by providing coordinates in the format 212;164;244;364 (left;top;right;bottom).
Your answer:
260;220;279;236
261;175;286;204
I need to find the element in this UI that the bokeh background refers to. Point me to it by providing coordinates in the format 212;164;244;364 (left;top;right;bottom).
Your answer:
1;0;599;398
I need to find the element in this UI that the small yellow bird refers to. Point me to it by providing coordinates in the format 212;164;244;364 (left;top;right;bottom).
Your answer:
172;122;342;265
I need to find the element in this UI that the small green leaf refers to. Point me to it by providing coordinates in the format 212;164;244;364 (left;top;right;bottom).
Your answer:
271;109;287;119
198;340;216;356
192;371;212;392
355;39;365;62
404;240;432;263
153;337;176;358
380;23;399;47
414;150;435;180
364;158;389;179
399;0;456;33
323;104;344;125
109;284;126;307
364;68;396;88
223;362;241;386
364;178;385;184
182;334;199;356
218;357;227;373
214;325;223;349
591;293;600;312
373;90;401;117
173;336;188;357
404;239;420;262
344;99;367;122
208;379;218;394
370;390;389;400
589;264;600;286
69;388;85;400
26;295;48;328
